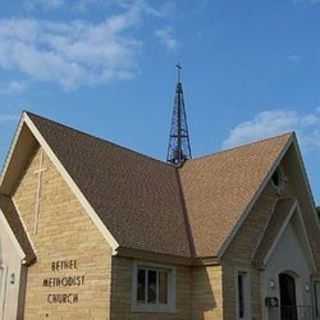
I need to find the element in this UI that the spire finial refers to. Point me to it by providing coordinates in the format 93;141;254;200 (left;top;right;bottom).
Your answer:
167;64;192;166
176;63;182;83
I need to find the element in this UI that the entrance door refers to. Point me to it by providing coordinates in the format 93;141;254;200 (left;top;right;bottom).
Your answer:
279;273;298;320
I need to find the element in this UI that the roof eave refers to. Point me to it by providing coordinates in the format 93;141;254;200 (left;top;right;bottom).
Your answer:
0;112;39;195
116;246;221;266
1;112;120;255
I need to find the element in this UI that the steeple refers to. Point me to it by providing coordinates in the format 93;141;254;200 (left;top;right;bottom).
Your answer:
167;64;192;166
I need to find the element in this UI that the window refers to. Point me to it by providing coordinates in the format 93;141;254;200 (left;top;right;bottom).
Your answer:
132;263;176;313
238;273;245;318
314;281;320;319
136;268;167;305
271;166;287;193
236;271;251;320
271;169;281;187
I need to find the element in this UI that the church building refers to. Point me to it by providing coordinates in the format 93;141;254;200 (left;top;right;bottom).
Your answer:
1;72;320;320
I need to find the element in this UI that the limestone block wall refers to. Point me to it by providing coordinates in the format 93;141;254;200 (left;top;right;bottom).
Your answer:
220;147;320;320
13;147;113;320
191;265;223;320
221;183;279;320
222;262;261;320
110;256;192;320
11;145;227;320
224;182;279;262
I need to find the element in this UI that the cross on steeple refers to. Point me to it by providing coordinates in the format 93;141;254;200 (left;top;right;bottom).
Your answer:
167;64;192;166
176;63;182;83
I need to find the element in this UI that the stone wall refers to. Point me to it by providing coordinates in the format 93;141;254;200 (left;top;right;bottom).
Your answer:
13;146;113;320
12;145;226;320
191;265;223;320
220;145;320;320
221;182;279;320
109;256;226;320
14;142;316;320
110;256;192;320
222;262;261;320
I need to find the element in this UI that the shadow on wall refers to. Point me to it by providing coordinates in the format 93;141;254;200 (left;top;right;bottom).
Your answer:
109;257;133;320
109;256;219;320
191;266;221;320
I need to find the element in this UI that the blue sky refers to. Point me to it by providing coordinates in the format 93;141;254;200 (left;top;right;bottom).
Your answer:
1;0;320;201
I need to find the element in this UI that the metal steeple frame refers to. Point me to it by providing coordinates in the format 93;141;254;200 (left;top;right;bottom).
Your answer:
167;64;192;166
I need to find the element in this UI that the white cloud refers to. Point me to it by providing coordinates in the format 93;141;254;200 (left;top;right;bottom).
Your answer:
155;26;178;51
222;109;320;150
0;114;18;123
1;1;175;89
0;6;144;89
75;0;175;17
24;0;108;11
0;81;27;95
24;0;174;15
24;0;65;11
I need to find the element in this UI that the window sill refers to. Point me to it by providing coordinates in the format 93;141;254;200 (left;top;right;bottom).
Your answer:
131;304;176;314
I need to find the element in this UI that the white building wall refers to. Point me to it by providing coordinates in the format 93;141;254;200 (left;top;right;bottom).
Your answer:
262;215;314;320
0;210;23;320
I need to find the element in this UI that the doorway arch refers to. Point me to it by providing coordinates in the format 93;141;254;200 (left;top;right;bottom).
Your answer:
279;273;298;320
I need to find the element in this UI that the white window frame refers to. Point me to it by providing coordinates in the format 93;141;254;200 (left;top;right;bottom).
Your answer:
235;269;251;320
131;261;176;313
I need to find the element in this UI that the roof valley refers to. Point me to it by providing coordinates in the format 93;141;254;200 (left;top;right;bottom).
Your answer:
175;169;197;258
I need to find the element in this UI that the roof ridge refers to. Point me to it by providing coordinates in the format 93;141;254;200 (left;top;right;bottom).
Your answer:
25;112;294;169
25;111;175;169
186;132;294;163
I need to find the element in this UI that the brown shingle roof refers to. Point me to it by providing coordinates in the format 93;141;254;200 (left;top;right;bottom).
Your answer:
27;113;192;258
0;193;36;265
26;112;292;258
179;133;292;257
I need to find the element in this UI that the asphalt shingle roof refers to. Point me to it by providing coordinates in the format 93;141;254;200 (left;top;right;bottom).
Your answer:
179;133;292;257
9;112;292;258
